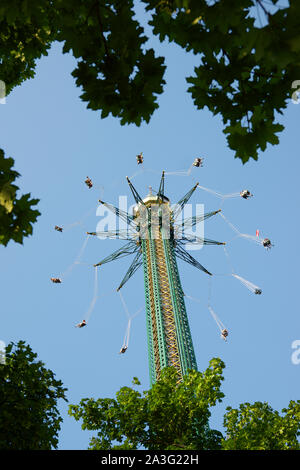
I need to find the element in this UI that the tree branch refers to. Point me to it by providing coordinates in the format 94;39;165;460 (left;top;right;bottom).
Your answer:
96;4;111;59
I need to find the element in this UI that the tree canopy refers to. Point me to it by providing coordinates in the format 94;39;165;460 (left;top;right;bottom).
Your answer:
0;149;40;246
69;358;225;450
1;0;299;161
223;400;300;450
1;1;299;241
69;359;300;450
0;341;67;450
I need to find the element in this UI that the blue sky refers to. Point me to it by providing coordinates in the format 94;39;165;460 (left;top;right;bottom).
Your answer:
1;3;299;449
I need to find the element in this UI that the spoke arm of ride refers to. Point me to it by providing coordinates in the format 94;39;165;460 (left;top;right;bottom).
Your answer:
172;183;199;220
157;171;165;198
126;176;145;205
98;200;136;226
87;229;137;240
174;242;212;276
179;209;222;230
94;241;139;267
117;251;143;291
178;235;225;246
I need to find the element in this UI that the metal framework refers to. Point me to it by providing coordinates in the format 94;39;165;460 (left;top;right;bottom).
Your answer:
89;172;224;385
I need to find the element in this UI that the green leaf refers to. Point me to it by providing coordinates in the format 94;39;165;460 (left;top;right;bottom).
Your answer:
69;359;225;450
0;148;40;246
0;341;67;450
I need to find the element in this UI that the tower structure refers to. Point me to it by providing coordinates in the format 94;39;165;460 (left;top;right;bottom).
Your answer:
89;172;224;385
138;188;198;385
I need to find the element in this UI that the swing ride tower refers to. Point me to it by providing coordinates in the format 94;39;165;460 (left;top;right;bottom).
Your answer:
91;171;225;385
139;192;197;385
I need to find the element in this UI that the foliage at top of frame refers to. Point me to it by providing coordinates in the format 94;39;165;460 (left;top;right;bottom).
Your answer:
1;0;300;164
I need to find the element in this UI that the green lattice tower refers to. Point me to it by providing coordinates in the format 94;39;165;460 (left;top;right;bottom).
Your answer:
137;194;198;386
92;172;223;386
